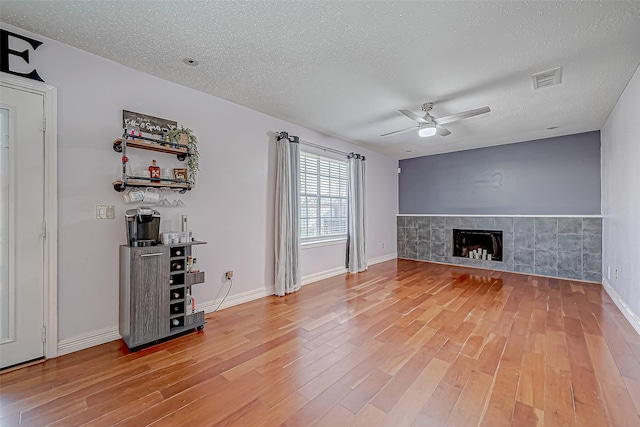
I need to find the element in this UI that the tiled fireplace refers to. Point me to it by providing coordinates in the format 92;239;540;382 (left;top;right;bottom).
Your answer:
397;216;602;282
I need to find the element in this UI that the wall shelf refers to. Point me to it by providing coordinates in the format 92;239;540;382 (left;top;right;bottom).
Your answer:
112;132;194;193
112;179;191;193
113;137;190;157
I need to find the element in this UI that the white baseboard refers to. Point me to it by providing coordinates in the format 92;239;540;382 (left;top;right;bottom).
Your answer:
57;326;121;356
369;253;398;266
196;286;273;314
302;265;348;286
301;252;397;286
602;278;640;336
56;288;272;356
55;254;399;356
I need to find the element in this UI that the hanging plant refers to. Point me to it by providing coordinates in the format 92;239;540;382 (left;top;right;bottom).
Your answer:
167;126;199;184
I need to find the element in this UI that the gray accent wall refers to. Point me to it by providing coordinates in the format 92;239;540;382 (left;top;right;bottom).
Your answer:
397;216;602;282
399;132;601;215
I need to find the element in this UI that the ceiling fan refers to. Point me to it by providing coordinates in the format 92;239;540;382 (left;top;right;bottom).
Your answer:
381;102;491;138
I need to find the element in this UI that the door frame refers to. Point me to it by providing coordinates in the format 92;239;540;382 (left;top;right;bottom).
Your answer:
1;72;58;359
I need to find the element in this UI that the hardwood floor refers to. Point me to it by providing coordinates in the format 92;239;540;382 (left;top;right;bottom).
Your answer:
2;259;640;426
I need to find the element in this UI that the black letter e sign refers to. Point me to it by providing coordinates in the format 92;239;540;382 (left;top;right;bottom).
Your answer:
0;29;44;82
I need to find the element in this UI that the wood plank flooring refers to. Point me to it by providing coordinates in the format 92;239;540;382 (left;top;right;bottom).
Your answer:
2;259;640;426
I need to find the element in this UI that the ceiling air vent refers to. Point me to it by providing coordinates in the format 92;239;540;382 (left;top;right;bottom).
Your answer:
532;67;562;90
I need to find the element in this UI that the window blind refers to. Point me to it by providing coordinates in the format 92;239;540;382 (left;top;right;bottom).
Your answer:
300;151;348;241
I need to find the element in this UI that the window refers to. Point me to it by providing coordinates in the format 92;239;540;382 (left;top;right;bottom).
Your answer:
300;151;348;242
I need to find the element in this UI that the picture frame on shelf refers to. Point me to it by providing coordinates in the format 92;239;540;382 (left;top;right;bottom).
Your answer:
173;168;188;181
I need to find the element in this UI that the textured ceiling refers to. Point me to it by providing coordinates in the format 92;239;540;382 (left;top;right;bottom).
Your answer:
2;1;640;159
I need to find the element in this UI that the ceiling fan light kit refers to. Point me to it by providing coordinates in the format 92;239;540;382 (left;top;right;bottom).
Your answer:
418;123;437;137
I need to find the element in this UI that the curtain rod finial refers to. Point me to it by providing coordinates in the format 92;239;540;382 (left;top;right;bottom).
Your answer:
277;131;299;143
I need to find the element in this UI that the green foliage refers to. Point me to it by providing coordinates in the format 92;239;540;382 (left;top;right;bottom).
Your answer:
167;126;199;184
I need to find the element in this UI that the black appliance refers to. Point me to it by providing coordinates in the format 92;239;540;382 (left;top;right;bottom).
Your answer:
125;207;161;247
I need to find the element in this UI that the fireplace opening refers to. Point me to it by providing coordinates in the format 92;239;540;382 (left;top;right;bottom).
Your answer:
453;229;503;261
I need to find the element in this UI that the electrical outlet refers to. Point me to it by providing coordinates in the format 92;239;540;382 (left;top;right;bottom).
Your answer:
615;269;618;280
381;242;385;249
225;270;233;280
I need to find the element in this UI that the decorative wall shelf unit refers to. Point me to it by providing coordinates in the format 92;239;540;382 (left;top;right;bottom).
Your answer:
112;132;194;193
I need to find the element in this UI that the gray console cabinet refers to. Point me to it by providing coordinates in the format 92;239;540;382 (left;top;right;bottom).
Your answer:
119;242;206;350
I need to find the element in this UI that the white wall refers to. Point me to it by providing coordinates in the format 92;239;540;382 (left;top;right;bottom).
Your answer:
601;64;640;332
1;24;398;346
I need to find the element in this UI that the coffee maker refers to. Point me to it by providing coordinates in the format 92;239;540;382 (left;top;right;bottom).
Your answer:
125;207;161;247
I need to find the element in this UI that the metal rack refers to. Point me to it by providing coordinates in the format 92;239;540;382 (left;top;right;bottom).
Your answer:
112;132;193;193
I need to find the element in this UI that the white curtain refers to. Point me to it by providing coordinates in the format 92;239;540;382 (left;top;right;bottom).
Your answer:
274;132;301;296
346;154;367;273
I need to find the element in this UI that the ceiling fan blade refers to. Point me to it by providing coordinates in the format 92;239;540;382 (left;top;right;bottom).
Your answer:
436;125;451;136
434;106;490;125
380;126;417;137
399;109;428;124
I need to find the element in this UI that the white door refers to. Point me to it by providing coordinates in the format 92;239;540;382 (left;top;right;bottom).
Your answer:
0;85;45;369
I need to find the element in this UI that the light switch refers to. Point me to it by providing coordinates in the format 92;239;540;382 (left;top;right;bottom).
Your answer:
96;205;115;219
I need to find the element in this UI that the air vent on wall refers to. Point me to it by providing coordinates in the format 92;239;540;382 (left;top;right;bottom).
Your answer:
532;67;562;90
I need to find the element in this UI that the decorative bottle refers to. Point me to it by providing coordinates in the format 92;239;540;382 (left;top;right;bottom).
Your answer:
149;160;160;181
190;258;200;273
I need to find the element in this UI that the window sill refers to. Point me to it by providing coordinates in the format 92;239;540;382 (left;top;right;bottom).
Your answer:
301;238;347;250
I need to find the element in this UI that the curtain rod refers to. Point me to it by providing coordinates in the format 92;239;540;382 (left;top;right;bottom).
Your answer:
277;131;365;160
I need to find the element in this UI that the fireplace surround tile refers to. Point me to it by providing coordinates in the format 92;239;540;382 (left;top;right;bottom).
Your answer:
444;239;453;258
406;227;418;243
397;240;406;258
502;232;515;256
432;241;446;257
431;216;446;229
584;270;602;283
583;218;602;235
535;233;558;252
417;217;431;236
558;218;582;234
473;217;495;229
535;250;558;276
406;240;418;259
514;264;534;274
558;234;582;252
405;216;418;229
494;217;514;233
417;240;430;260
514;248;534;266
558;251;582;279
535;217;558;234
514;217;534;234
515;233;535;250
583;252;602;274
583;234;602;253
432;228;446;243
398;215;602;283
